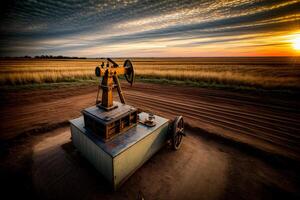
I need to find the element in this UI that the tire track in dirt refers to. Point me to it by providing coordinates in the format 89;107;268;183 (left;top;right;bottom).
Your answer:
126;85;299;113
121;84;300;159
1;82;299;160
126;92;300;136
127;96;299;149
127;90;300;124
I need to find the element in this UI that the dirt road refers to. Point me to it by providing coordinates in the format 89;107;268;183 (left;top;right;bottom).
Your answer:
1;82;300;160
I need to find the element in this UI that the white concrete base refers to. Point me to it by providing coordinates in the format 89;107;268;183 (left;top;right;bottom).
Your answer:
70;112;169;190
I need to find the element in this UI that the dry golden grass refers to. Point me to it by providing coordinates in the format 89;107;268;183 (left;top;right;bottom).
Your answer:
0;59;96;84
0;58;299;90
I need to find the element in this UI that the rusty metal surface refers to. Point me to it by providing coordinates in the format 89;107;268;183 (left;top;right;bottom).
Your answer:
113;74;126;104
95;58;134;110
82;101;136;123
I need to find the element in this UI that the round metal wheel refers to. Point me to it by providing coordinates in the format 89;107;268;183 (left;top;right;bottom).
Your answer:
172;116;185;150
124;59;134;86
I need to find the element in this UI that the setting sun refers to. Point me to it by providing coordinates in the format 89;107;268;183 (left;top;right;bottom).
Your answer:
293;35;300;50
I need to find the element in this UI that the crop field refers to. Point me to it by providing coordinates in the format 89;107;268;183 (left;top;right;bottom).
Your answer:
0;57;300;91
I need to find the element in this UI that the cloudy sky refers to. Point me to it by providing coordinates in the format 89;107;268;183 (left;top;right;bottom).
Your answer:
0;0;300;57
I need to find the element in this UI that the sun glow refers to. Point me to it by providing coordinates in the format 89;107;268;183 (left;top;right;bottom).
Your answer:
292;35;300;50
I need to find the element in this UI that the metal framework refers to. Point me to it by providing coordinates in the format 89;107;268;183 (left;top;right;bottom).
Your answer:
95;58;134;110
82;58;135;141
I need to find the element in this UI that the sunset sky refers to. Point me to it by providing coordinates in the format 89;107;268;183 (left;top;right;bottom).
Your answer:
0;0;300;57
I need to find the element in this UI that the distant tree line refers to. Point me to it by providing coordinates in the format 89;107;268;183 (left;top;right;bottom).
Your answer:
34;55;86;59
0;55;87;59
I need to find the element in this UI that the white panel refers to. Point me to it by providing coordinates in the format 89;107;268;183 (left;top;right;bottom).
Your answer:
113;123;169;189
70;113;170;190
70;124;113;183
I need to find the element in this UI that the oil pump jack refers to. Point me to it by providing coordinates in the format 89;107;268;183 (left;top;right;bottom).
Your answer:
70;58;185;190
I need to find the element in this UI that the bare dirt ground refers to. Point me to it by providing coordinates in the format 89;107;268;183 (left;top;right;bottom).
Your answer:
1;82;300;159
0;82;300;199
31;126;299;200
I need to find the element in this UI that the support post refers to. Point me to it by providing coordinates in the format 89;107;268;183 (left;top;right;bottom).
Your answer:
101;71;114;108
113;74;126;104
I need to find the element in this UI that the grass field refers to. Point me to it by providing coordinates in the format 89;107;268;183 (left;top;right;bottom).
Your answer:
0;57;299;91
